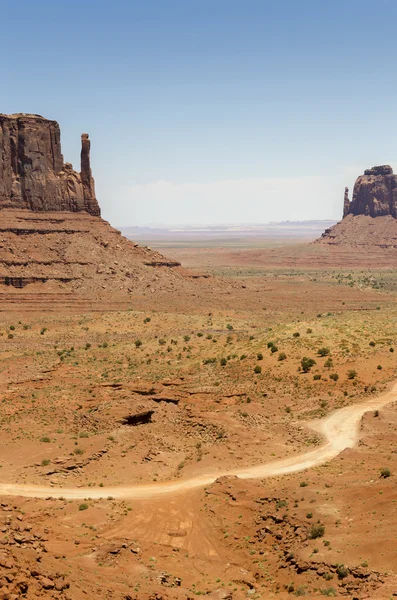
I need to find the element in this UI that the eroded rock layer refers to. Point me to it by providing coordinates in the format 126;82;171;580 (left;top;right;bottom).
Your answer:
0;113;209;306
319;165;397;247
343;165;397;218
0;114;100;215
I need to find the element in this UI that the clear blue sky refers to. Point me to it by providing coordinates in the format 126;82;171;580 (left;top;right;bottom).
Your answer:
2;0;397;225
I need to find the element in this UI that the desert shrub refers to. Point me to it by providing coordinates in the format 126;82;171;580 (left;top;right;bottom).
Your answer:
254;365;262;374
226;324;233;330
79;432;89;438
306;512;313;519
369;340;375;347
329;373;339;382
293;332;300;338
41;459;51;466
240;354;247;360
78;503;88;511
220;358;227;366
324;357;333;368
313;374;321;380
257;353;263;360
300;481;308;487
317;347;330;357
374;409;379;417
308;523;325;539
336;564;349;579
390;347;394;353
347;369;357;379
9;325;15;331
158;339;166;345
306;328;312;333
183;335;191;342
278;352;287;361
294;586;307;596
197;332;203;337
380;467;391;478
203;357;217;365
134;339;142;348
267;341;275;348
270;345;278;354
143;317;151;323
377;364;382;370
301;357;316;373
320;588;336;597
84;343;91;350
40;437;51;443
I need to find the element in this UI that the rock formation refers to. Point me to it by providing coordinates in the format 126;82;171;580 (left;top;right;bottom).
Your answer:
0;113;216;305
0;114;100;215
318;165;397;248
342;165;397;219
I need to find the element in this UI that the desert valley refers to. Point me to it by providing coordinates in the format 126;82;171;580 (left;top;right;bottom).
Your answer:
0;113;395;600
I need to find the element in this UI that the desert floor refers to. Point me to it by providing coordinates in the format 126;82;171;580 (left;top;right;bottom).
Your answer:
0;239;397;599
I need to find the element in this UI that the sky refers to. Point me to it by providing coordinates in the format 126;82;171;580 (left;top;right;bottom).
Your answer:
2;0;397;226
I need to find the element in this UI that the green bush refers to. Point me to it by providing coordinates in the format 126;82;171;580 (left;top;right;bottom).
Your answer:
134;339;142;348
308;523;325;539
220;358;227;366
293;332;300;338
317;347;330;357
203;357;217;364
79;503;89;511
329;373;339;381
380;467;391;478
313;374;321;380
254;365;262;374
257;353;263;360
270;345;278;354
347;369;357;379
267;341;275;348
301;357;316;373
336;564;349;579
278;352;287;361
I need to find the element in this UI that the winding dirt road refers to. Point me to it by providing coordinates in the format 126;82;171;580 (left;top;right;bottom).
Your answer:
1;383;396;500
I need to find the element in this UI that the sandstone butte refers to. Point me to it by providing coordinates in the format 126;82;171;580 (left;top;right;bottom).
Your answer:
0;113;215;309
318;164;397;248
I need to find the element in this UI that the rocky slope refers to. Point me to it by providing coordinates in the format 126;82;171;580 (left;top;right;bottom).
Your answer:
318;164;397;247
0;114;214;307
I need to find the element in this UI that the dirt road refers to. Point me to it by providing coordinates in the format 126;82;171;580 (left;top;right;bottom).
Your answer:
1;383;395;500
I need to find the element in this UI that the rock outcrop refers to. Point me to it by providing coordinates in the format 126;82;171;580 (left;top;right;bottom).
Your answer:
0;113;223;309
317;164;397;249
0;113;100;215
343;165;397;218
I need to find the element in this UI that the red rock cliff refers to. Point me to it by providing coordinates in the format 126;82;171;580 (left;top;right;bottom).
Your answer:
0;113;100;216
343;165;397;218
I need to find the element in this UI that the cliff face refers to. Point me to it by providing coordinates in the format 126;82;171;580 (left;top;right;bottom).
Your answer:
0;113;100;216
343;165;397;219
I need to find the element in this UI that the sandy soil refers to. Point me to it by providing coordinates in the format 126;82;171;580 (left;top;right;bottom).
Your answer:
0;240;397;598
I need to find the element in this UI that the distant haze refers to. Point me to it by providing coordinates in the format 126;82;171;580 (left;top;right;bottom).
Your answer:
120;220;337;247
